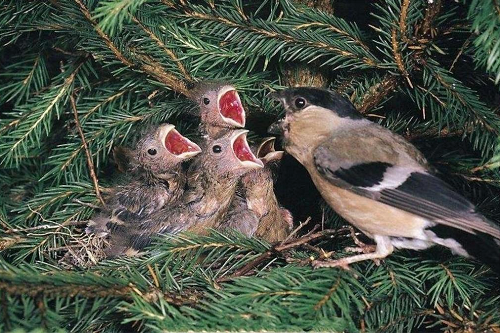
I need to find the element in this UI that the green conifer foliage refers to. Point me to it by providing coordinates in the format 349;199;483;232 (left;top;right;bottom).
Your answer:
1;0;499;332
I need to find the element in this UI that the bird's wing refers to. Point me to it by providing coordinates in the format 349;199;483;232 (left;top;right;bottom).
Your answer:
313;141;500;239
121;206;194;252
113;184;165;216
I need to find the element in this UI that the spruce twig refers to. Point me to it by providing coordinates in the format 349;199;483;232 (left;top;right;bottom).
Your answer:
217;227;350;282
357;74;399;113
74;0;190;95
398;0;410;44
69;94;106;207
131;16;193;82
73;0;133;67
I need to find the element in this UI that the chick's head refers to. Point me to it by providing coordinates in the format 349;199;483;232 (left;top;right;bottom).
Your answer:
118;124;201;176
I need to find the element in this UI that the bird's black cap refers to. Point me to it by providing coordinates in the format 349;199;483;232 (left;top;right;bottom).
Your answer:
272;87;363;120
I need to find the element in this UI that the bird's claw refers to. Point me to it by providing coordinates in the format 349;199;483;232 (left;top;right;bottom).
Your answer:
312;259;351;270
344;245;377;254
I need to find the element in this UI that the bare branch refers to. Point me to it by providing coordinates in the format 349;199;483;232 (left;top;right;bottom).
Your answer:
69;95;106;207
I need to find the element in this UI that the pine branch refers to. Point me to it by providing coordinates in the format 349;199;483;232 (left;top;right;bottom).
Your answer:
74;0;133;67
356;74;399;113
0;281;133;299
218;227;350;282
177;3;380;69
0;278;199;307
92;0;149;36
1;1;500;332
469;0;500;83
0;52;50;105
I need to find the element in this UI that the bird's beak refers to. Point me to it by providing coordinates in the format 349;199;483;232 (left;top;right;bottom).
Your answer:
256;137;284;164
217;85;246;128
268;90;288;136
268;119;285;136
262;150;284;164
160;124;202;159
256;137;277;158
231;130;264;169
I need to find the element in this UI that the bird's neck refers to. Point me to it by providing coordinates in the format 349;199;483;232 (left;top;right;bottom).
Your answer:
136;165;184;189
187;169;241;225
285;109;370;166
200;123;227;139
242;169;278;218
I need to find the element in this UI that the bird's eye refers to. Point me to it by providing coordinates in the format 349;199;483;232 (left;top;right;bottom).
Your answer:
294;97;306;109
203;97;210;105
147;148;157;156
212;145;222;153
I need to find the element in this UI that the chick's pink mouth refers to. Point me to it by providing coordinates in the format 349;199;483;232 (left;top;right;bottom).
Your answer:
219;90;245;126
232;135;258;163
165;130;199;155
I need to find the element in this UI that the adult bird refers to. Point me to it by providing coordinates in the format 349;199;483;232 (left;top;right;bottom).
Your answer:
269;87;500;271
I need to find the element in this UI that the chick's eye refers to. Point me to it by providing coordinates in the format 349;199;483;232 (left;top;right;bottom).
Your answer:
147;148;157;156
294;97;306;109
203;97;210;105
212;145;222;153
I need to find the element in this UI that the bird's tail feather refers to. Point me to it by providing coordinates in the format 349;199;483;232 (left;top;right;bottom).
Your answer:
432;225;500;274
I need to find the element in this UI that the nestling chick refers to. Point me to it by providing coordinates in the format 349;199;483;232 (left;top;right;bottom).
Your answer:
189;81;246;138
86;124;201;237
270;87;500;272
239;137;293;242
219;138;293;241
103;129;264;257
222;195;260;237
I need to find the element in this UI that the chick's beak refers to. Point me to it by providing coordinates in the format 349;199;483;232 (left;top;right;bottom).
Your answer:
231;130;264;169
255;137;284;164
218;86;246;127
256;137;276;158
261;150;284;164
161;125;201;159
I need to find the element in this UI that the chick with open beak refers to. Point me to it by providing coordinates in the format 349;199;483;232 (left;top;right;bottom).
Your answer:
221;137;293;242
189;81;246;138
102;129;264;257
86;124;201;238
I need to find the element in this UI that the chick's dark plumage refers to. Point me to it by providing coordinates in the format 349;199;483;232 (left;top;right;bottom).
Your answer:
103;129;264;257
271;87;500;271
86;124;201;239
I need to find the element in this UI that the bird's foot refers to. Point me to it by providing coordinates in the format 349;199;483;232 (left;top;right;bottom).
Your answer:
348;226;370;247
345;227;378;263
312;258;351;270
344;245;377;254
343;247;381;265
